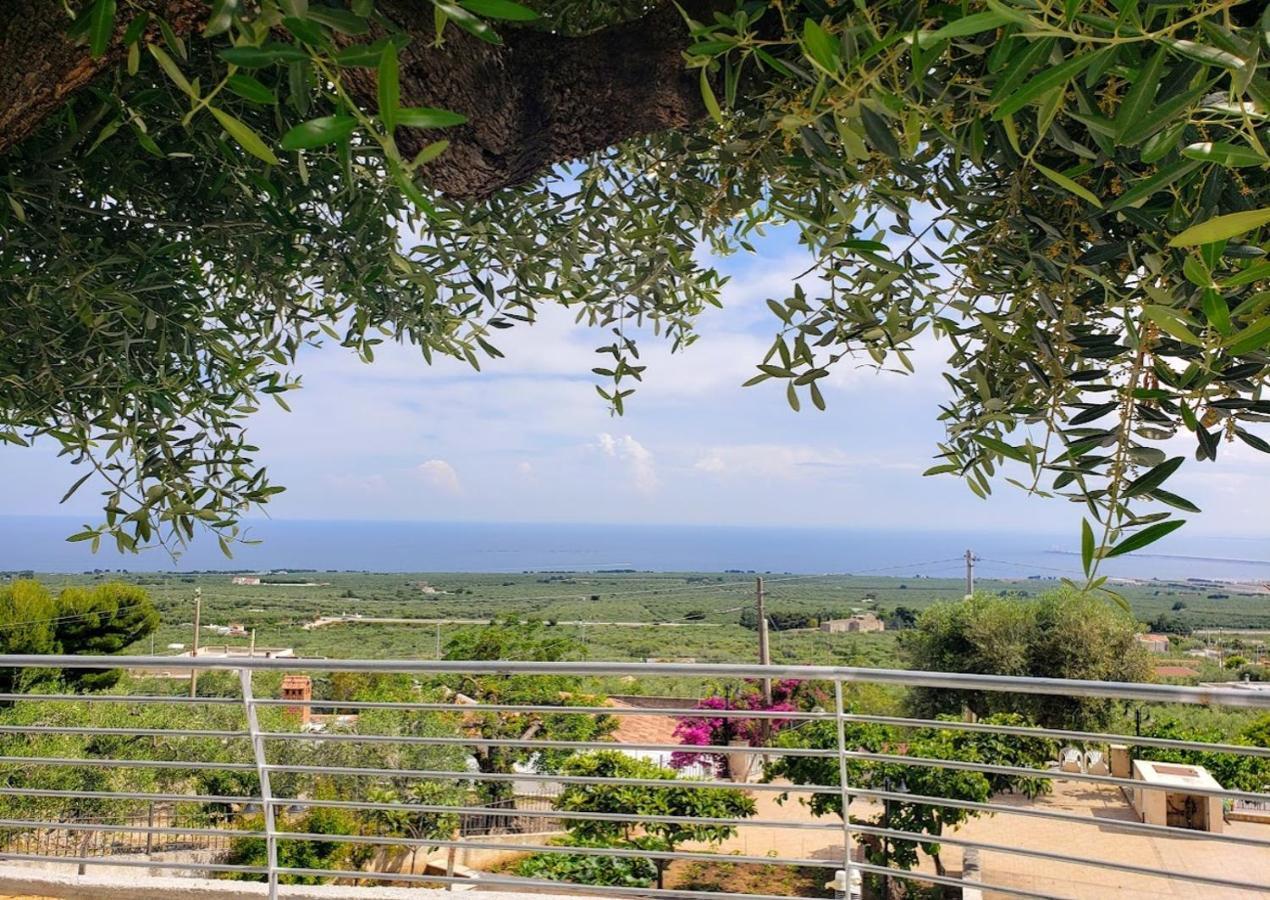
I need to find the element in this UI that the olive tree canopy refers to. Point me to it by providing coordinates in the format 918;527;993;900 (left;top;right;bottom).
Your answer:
1;0;1267;586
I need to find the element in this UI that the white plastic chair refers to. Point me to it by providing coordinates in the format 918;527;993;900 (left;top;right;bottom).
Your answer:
1085;749;1109;776
1060;746;1084;773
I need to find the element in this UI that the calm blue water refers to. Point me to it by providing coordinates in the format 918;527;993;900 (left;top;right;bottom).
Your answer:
2;516;1269;582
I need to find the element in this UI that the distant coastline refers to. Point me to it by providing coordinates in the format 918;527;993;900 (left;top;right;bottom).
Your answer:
1048;549;1270;569
3;515;1270;583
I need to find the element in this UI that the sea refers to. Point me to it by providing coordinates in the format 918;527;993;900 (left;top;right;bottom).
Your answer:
2;516;1269;583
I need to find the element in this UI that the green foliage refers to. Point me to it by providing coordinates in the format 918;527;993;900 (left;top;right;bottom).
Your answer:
224;807;363;884
1132;714;1270;792
516;839;659;888
766;713;1053;873
0;1;1265;568
0;579;158;692
442;618;614;801
0;664;467;873
531;750;756;888
903;590;1152;728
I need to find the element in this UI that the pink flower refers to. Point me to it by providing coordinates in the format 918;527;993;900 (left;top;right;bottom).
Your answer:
669;679;819;772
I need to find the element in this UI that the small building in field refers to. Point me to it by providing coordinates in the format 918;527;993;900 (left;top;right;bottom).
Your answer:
1135;633;1171;654
821;613;885;634
231;575;261;585
132;645;297;680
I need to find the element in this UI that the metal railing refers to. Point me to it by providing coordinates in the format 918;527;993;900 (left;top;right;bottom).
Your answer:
0;654;1265;900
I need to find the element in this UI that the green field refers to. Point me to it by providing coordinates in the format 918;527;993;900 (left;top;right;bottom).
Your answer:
12;569;1267;671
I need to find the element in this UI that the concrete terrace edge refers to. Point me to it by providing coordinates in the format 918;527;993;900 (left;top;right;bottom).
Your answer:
0;868;572;900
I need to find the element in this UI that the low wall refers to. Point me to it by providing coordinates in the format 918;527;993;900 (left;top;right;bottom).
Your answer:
377;830;567;873
0;867;581;900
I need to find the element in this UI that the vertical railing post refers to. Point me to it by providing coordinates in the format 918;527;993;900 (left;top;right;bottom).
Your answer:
240;667;278;900
833;677;861;900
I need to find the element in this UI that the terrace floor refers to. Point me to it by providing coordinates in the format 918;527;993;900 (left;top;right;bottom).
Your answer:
697;779;1270;898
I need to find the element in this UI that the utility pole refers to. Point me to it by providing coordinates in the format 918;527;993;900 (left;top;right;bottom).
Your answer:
964;549;976;597
189;588;201;699
756;577;772;705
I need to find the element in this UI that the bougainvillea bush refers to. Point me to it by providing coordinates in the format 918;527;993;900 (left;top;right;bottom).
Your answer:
671;678;827;777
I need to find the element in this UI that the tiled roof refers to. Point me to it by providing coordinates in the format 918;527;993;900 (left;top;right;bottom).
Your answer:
606;699;681;746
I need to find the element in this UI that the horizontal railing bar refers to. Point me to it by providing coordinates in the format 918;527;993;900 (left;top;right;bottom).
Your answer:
275;829;840;868
274;796;843;831
0;851;267;875
846;712;1270;759
264;763;840;794
850;859;1070;900
251;697;834;720
849;821;1270;893
0;692;240;705
0;786;255;805
0;817;261;839
278;867;825;900
5;655;1268;708
0;724;247;739
0;755;255;772
849;785;1270;850
844;749;1270;803
259;730;834;757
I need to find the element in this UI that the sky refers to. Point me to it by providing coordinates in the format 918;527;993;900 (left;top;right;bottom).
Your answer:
4;224;1270;550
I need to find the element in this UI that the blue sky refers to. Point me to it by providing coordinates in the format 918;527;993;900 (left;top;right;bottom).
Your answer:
3;225;1269;545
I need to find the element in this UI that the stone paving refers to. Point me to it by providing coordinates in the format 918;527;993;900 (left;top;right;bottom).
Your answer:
697;779;1270;898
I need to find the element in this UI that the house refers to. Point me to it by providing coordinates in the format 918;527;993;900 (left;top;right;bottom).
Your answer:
132;645;297;680
231;575;261;585
1134;633;1171;653
821;613;885;634
1187;647;1222;659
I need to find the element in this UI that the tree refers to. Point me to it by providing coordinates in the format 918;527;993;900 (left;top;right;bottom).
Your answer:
224;806;366;885
361;782;459;876
1132;714;1270;793
0;665;468;877
766;715;1053;883
520;750;756;890
884;606;919;630
669;678;826;777
54;582;162;690
442;618;614;806
1;2;1267;570
0;579;159;693
1148;613;1193;636
903;590;1152;729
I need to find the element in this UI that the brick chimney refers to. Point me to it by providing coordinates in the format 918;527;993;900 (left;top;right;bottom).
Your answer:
281;675;312;725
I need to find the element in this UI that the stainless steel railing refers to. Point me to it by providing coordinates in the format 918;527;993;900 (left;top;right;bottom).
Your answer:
0;654;1265;900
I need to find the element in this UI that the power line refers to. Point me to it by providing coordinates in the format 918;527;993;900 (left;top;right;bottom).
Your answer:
978;557;1085;578
843;558;964;575
0;603;152;633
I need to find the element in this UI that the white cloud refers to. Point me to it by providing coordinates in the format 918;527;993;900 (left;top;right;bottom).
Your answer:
594;433;659;493
417;459;462;495
693;444;920;481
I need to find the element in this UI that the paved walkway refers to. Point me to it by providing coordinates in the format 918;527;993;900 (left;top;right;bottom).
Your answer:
691;779;1270;898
